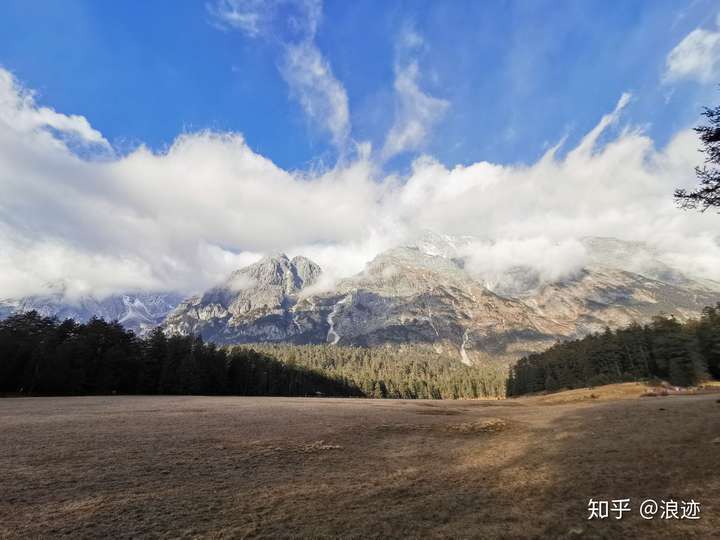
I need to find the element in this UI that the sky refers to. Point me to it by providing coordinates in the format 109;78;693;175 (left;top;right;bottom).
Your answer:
1;0;720;299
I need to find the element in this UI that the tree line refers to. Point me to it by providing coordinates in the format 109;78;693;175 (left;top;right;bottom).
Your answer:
9;305;716;400
0;312;362;397
0;311;506;398
507;305;720;396
232;343;508;399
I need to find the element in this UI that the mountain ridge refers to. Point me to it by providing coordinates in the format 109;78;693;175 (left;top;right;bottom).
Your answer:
162;235;720;362
3;235;719;363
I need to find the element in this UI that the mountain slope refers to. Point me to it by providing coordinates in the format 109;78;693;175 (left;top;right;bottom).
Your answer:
162;235;720;362
319;247;568;361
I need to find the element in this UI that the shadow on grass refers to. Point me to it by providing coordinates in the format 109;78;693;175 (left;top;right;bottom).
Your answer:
240;397;720;538
1;396;718;538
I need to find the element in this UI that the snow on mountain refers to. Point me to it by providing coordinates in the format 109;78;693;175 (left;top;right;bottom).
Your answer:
0;287;183;335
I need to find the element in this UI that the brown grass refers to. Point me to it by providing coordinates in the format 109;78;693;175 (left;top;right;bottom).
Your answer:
1;387;719;538
518;381;656;405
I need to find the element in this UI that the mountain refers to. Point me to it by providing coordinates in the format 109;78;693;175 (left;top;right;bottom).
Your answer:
0;286;183;335
163;235;720;363
163;254;326;343
4;235;718;362
320;246;569;361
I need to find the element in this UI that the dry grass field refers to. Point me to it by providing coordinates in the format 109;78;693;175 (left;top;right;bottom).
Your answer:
1;385;719;539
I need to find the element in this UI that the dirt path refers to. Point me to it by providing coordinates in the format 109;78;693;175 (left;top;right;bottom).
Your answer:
1;393;718;538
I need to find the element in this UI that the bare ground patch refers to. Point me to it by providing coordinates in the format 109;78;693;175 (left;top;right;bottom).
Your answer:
443;418;509;434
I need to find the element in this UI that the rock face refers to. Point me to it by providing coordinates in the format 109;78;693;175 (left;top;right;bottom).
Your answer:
0;288;183;335
162;235;720;363
324;246;566;361
162;254;328;344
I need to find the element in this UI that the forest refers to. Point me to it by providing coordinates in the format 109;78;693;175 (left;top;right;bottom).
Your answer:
231;343;508;399
4;306;719;399
0;312;361;397
507;305;720;396
0;311;505;399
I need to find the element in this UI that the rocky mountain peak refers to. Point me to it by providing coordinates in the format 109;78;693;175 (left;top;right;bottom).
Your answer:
162;253;324;340
357;246;467;287
409;230;476;259
231;253;322;296
290;255;322;289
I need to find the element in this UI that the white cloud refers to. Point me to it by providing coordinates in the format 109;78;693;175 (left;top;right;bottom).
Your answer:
0;69;109;148
381;27;449;160
460;238;588;290
1;67;720;301
664;21;720;83
227;273;258;292
211;0;350;149
281;41;350;148
209;0;269;36
381;61;450;160
567;92;631;159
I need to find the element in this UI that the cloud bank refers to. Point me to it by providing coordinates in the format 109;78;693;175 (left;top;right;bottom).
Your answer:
1;64;719;301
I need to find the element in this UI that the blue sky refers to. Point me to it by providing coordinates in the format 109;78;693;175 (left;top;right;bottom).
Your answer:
1;0;720;298
0;0;716;171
